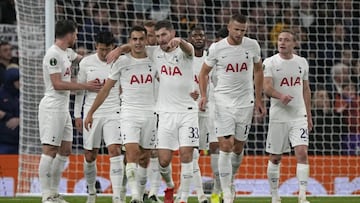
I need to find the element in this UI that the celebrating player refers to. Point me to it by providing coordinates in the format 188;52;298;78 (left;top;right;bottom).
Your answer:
74;31;123;203
263;30;312;203
84;25;157;203
198;14;266;203
38;19;101;203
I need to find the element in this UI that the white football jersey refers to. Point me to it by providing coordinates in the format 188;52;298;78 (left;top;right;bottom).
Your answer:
147;45;197;113
192;52;214;115
205;37;261;108
109;53;156;112
39;44;77;112
74;53;121;118
263;53;309;122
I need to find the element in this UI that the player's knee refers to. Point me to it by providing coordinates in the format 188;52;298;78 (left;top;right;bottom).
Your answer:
107;145;121;157
58;148;71;157
84;150;97;162
269;155;282;164
158;158;170;168
209;142;219;154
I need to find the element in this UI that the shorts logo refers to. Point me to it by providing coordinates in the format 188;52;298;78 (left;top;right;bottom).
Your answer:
49;58;57;66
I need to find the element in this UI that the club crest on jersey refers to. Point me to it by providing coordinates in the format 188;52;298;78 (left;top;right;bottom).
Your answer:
130;74;153;84
280;76;301;86
160;65;182;76
226;63;248;72
49;58;57;66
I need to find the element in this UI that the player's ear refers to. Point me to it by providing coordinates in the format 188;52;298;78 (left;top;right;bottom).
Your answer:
170;29;176;38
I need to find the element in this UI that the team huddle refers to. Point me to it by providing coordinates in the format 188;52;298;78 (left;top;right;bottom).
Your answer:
38;14;312;203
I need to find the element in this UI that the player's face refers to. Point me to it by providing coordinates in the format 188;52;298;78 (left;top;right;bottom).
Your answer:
129;31;147;54
67;29;78;48
277;32;296;55
155;28;175;51
96;43;114;62
145;26;157;46
227;20;247;45
189;30;206;50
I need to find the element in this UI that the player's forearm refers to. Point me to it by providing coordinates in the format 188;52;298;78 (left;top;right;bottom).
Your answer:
87;88;109;116
53;81;87;91
116;44;131;54
74;91;85;118
264;86;282;100
254;69;264;101
179;39;193;56
199;71;208;98
303;85;312;119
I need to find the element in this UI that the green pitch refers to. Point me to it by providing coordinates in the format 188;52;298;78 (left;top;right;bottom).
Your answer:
0;196;360;203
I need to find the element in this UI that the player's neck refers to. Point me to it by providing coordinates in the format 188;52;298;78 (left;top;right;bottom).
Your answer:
227;37;241;46
194;49;204;57
55;40;69;51
279;52;294;60
131;51;147;59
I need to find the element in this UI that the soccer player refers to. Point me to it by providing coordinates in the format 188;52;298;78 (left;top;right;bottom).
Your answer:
84;25;157;203
74;31;123;203
150;20;198;203
38;19;101;203
107;20;198;203
175;25;209;203
143;20;163;203
263;30;312;203
198;14;266;203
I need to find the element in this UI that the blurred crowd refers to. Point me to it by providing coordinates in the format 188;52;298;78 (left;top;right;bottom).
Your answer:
0;0;359;155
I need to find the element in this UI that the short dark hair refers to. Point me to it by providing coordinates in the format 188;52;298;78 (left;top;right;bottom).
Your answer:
55;19;77;38
216;27;229;38
154;20;173;31
0;41;10;47
95;31;115;46
143;20;156;28
230;14;247;24
190;25;205;34
129;25;147;37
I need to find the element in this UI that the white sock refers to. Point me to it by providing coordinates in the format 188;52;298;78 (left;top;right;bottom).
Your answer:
84;159;97;195
218;151;232;199
137;165;148;198
50;154;67;195
39;154;54;200
110;156;123;200
159;164;174;188
297;163;309;200
180;162;193;202
210;153;221;194
126;163;140;200
148;157;161;196
192;149;205;199
267;160;280;200
231;151;243;180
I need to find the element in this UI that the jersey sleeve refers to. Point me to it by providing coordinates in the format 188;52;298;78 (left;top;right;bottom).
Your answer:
204;43;217;68
45;52;62;74
253;40;261;63
302;58;309;81
108;60;122;81
263;57;273;77
66;48;78;61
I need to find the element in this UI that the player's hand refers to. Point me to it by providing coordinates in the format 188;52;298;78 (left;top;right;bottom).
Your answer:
84;114;93;131
279;94;294;105
106;47;121;64
199;97;207;112
190;90;199;101
75;118;83;133
6;117;19;130
167;37;182;50
255;99;266;118
86;79;103;92
0;110;5;119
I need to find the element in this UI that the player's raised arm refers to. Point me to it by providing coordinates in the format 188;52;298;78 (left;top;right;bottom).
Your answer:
106;43;131;63
167;37;194;56
84;78;117;131
198;62;212;111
